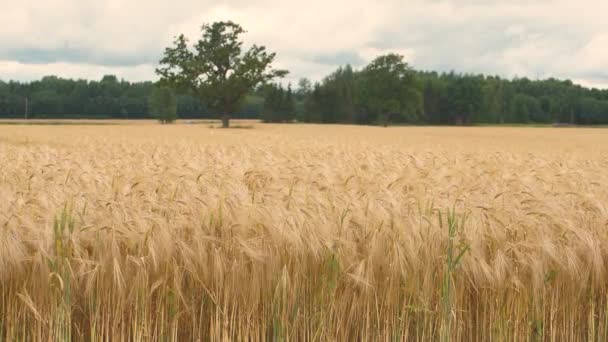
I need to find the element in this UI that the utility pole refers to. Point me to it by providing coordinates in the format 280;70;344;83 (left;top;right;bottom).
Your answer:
24;97;29;120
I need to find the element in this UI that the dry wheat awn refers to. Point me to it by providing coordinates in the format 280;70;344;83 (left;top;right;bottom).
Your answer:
1;123;608;341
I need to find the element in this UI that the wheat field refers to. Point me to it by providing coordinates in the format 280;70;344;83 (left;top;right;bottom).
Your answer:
1;123;608;341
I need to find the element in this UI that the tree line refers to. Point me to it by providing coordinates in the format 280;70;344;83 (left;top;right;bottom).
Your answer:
0;75;264;120
2;59;608;125
280;54;608;125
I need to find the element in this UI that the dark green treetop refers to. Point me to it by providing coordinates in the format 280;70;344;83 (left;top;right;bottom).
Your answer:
156;21;288;127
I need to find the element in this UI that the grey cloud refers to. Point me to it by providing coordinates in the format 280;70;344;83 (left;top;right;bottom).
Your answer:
0;0;606;88
368;14;590;79
0;47;159;67
569;71;608;83
310;51;366;66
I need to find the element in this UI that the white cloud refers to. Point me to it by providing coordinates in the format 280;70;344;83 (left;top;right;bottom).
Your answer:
0;0;606;88
0;60;155;82
576;34;608;71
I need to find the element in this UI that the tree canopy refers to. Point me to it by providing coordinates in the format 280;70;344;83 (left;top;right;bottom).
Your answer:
0;76;264;120
149;87;177;124
260;83;295;123
357;54;422;125
156;21;287;127
290;57;608;126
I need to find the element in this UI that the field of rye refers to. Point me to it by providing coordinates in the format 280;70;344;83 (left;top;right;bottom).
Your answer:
1;123;608;341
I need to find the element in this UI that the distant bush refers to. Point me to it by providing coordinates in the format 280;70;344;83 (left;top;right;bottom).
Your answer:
149;87;177;124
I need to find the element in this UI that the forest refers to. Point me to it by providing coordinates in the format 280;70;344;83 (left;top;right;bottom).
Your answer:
1;54;608;125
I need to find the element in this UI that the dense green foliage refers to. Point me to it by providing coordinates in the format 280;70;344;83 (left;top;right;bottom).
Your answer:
1;53;608;125
148;87;177;124
0;75;151;119
260;84;295;123
293;55;608;125
0;75;263;120
156;21;287;127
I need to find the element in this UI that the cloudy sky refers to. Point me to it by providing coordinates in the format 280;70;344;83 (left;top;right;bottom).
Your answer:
1;0;607;88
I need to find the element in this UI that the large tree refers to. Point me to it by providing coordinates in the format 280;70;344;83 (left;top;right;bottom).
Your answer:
357;54;422;125
156;21;287;128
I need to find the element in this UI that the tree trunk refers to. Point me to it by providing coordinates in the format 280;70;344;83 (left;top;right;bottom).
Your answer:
221;114;230;128
381;113;389;127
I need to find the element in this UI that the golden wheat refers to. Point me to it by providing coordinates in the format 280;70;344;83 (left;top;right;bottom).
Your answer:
1;123;608;341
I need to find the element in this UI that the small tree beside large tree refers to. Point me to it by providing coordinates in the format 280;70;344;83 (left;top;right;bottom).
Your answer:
156;21;287;128
148;86;177;124
357;54;422;126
